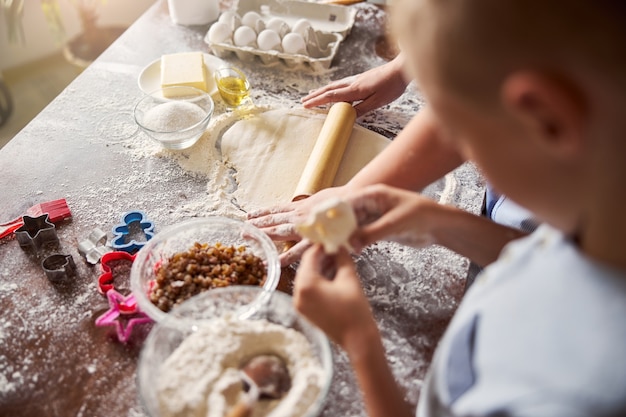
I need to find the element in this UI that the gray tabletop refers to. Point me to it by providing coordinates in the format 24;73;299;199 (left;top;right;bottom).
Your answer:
0;1;484;416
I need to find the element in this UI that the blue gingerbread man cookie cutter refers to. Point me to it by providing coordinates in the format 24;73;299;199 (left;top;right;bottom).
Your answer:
110;210;155;254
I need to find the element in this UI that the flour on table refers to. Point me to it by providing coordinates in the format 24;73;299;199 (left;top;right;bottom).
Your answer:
220;108;390;212
157;317;326;417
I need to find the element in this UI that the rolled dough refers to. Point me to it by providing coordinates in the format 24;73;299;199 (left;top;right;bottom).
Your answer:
220;108;390;211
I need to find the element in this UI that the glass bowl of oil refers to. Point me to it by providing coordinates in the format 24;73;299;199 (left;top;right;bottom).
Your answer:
214;66;251;107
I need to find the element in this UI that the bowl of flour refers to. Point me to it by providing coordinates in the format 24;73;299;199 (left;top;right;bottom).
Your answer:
137;286;333;417
134;86;214;150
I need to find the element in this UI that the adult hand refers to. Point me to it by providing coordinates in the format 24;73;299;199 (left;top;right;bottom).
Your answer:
302;55;409;117
293;245;377;349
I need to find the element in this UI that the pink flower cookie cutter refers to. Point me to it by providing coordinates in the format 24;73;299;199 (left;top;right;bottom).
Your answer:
95;251;152;343
95;289;152;343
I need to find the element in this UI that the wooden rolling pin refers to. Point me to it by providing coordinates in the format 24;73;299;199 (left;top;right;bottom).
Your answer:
292;102;357;201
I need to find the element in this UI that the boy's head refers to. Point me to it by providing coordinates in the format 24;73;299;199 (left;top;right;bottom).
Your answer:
392;0;626;237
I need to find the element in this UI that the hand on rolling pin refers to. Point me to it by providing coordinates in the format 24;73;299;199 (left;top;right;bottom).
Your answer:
249;101;358;266
302;54;409;117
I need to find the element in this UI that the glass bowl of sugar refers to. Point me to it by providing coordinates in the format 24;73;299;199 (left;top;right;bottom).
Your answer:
134;86;214;150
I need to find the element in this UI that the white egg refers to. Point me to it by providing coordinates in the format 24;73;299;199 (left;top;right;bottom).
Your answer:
291;18;312;38
265;17;290;38
207;21;232;44
257;29;282;51
282;32;307;55
241;11;262;29
217;10;241;31
234;25;258;47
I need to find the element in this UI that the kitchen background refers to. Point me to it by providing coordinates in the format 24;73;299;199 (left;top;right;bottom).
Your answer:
0;0;156;149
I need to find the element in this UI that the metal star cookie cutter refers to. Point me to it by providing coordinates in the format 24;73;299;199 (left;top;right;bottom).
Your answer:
15;214;59;252
95;289;152;343
78;227;112;265
42;254;76;283
110;210;155;254
98;251;137;295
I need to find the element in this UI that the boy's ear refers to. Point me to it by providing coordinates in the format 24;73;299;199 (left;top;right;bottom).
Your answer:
501;71;587;158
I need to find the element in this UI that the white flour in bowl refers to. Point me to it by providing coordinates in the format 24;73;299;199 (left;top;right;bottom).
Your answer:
157;317;326;417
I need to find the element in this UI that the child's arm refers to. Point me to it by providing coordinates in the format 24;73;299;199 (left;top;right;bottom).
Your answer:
294;246;414;417
349;184;527;267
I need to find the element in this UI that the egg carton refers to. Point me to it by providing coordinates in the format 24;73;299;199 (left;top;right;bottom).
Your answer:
204;0;357;71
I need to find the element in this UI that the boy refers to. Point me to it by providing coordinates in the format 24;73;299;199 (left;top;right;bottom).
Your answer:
291;1;626;416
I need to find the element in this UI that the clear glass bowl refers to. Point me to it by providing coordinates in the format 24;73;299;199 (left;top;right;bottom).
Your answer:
130;217;281;323
133;86;214;150
137;286;333;417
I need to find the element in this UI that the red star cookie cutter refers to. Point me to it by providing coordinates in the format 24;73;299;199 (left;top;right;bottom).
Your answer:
98;251;137;295
95;289;152;343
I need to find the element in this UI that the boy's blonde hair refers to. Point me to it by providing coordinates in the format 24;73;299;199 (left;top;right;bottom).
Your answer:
392;0;626;105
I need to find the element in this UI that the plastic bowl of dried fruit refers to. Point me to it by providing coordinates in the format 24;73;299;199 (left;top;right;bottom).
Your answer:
130;216;281;324
133;86;214;150
137;286;333;417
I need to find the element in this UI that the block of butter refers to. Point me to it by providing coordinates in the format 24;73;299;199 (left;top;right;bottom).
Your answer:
160;52;207;97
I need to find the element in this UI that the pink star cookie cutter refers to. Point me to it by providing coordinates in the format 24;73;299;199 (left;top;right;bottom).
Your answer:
95;289;152;343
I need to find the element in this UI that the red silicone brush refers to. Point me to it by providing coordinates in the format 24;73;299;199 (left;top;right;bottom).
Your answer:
0;198;72;239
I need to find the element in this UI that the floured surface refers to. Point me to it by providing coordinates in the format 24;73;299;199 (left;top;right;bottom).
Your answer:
220;108;389;211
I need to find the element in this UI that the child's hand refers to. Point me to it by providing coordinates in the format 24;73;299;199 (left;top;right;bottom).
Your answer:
301;56;409;117
293;245;377;349
347;184;439;252
247;187;347;266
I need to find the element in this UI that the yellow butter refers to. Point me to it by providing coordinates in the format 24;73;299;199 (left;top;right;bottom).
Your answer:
160;52;207;96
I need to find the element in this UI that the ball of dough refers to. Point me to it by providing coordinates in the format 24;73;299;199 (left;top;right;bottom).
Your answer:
257;29;282;51
234;25;258;47
295;198;357;254
282;32;307;55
